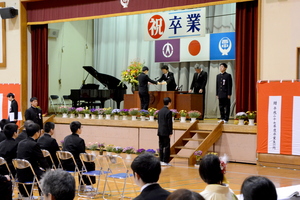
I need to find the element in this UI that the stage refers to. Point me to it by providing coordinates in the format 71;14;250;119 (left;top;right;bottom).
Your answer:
52;117;257;164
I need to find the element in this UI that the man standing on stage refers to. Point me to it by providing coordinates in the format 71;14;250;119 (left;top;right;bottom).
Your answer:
157;65;177;91
216;63;232;123
138;66;158;110
7;93;18;123
157;97;173;166
25;97;43;130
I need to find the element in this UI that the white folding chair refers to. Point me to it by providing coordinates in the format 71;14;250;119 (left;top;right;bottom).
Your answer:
41;149;56;170
103;155;136;199
12;159;42;199
49;95;61;114
61;95;72;107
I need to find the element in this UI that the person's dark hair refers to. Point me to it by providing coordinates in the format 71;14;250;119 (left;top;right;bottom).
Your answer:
131;152;161;183
199;154;223;184
142;66;149;72
24;120;34;130
3;123;18;139
70;121;81;133
41;169;75;200
6;93;15;98
161;65;169;71
163;97;172;105
241;176;277;200
0;119;9;130
167;189;205;200
220;63;228;68
44;122;55;133
30;97;38;102
26;123;40;137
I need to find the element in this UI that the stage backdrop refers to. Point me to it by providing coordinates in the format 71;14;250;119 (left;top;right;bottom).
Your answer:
257;81;300;155
0;84;21;120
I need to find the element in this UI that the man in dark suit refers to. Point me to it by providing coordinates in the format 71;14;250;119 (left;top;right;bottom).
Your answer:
157;65;177;91
157;97;173;166
131;152;170;200
25;97;43;130
216;63;232;123
0;123;18;177
15;120;33;144
37;122;60;168
17;123;50;197
7;93;18;123
138;66;159;110
0;119;9;142
62;121;95;187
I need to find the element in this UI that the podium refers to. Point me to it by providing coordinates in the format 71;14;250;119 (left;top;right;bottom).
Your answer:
124;91;204;119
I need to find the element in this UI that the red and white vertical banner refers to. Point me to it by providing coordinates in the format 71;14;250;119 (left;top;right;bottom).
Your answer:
0;84;21;120
257;81;300;155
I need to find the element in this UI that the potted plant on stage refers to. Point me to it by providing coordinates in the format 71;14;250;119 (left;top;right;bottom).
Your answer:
87;142;99;156
97;108;105;119
136;148;146;155
194;150;203;167
104;107;112;120
98;143;105;155
112;146;123;155
139;109;149;121
179;110;188;123
148;107;157;121
145;149;156;154
84;107;91;119
246;111;256;126
60;106;69;118
188;110;201;123
106;145;114;156
90;108;98;119
120;60;143;93
112;109;120;120
120;109;129;120
69;107;76;118
129;108;139;121
75;107;85;119
170;109;178;122
236;112;247;125
123;147;135;159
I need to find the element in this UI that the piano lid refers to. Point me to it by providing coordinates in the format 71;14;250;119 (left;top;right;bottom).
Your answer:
83;66;127;90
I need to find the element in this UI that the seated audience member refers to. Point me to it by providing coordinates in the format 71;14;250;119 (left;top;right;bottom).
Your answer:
241;176;277;200
199;154;237;200
37;122;60;167
131;152;171;200
0;123;18;177
15;120;34;143
167;189;205;200
0;174;12;200
62;121;95;187
41;169;75;200
0;119;9;142
17;123;50;197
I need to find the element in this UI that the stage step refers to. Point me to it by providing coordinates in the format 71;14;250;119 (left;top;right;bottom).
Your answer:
170;154;189;159
190;130;211;134
175;146;195;150
182;138;205;142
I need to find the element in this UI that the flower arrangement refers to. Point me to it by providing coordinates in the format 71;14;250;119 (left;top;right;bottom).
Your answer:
123;147;135;154
194;150;203;161
120;61;143;86
136;148;145;154
170;109;178;117
139;109;149;116
90;108;98;115
60;106;69;113
96;108;105;115
179;110;188;117
148;108;157;116
69;107;76;114
188;110;201;118
129;108;139;116
106;145;114;152
84;107;91;114
246;111;256;119
75;107;85;114
120;109;129;116
87;142;99;151
103;107;113;115
146;149;156;154
112;109;120;116
112;146;123;154
236;112;247;119
154;110;159;117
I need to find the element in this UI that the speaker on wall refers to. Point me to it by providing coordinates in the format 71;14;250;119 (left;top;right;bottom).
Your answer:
0;7;18;19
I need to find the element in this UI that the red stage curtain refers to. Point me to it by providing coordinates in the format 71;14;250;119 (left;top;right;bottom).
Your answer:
235;0;258;113
31;25;48;114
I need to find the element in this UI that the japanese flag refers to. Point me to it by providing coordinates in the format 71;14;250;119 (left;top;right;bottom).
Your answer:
180;35;210;62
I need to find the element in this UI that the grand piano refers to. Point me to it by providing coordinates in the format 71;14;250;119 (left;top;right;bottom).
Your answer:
69;66;127;108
